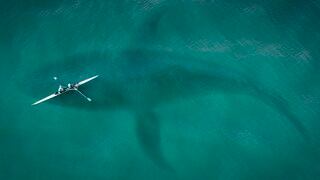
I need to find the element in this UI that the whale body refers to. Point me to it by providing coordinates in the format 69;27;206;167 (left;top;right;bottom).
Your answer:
21;48;309;170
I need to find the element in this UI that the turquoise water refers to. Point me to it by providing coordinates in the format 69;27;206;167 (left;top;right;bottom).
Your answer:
1;0;320;179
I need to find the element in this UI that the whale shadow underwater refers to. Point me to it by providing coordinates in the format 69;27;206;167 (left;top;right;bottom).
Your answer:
21;49;310;171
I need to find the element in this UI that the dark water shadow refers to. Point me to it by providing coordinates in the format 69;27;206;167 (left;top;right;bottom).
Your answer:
20;48;311;171
135;111;174;171
249;84;311;140
147;64;311;140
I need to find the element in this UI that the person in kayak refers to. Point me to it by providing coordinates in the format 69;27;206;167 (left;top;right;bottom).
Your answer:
58;85;66;94
68;83;78;89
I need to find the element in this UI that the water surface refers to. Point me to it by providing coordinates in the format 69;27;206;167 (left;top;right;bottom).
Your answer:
1;1;320;180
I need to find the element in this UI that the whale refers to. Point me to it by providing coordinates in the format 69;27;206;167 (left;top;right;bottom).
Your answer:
20;48;310;170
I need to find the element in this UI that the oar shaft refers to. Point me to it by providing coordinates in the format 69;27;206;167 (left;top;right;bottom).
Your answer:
75;89;92;102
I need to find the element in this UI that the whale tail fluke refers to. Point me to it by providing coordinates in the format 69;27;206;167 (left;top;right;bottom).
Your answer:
135;110;175;172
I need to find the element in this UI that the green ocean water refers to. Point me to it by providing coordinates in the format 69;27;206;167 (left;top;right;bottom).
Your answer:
1;0;320;179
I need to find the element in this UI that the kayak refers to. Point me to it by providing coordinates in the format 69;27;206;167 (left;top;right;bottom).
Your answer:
32;75;98;106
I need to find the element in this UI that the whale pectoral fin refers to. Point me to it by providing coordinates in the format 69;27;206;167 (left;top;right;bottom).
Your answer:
135;110;173;171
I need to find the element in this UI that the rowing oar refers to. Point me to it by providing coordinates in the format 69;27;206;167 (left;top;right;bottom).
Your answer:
74;89;92;102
